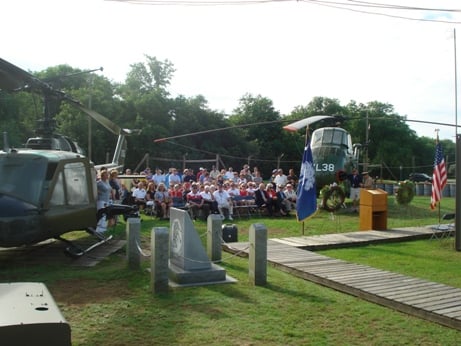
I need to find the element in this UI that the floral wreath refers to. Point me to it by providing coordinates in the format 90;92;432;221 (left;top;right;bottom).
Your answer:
320;184;346;212
395;180;415;205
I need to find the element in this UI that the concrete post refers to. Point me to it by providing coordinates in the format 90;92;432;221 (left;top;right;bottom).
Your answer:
249;223;267;286
151;227;169;294
126;217;141;270
207;214;223;263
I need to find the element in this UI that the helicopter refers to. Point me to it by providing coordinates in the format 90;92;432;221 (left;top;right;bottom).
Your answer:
283;115;361;211
0;57;139;256
284;115;360;187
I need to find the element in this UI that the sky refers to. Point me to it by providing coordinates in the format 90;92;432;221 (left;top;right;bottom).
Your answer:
2;0;461;141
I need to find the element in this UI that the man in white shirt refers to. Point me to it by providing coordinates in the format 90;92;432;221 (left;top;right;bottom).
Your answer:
132;181;147;210
213;184;233;220
274;169;288;187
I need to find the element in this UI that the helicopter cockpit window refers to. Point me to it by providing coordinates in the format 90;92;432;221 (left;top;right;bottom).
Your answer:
0;156;47;205
50;162;90;206
312;130;323;147
64;162;89;205
332;130;348;147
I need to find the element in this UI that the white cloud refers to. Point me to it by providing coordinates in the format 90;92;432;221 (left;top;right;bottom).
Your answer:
2;0;461;140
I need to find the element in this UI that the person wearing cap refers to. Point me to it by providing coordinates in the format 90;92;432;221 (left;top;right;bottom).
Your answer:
361;171;374;189
183;168;196;183
347;168;362;213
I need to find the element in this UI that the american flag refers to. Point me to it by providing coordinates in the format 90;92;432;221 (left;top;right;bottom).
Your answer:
296;142;318;222
430;139;447;210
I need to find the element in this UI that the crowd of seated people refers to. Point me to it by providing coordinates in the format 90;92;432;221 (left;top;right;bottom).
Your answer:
99;164;298;220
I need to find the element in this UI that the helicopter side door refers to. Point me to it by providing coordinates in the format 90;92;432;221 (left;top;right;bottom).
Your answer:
44;159;97;237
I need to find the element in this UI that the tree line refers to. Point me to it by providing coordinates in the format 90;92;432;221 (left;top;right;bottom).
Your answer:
0;55;455;182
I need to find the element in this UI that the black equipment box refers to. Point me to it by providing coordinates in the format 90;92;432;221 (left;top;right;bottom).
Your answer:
222;224;238;243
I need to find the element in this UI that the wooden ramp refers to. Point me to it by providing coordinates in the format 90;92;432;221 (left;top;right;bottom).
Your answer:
224;232;461;331
271;226;453;250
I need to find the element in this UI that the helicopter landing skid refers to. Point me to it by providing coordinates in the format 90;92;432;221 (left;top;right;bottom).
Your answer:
59;231;113;258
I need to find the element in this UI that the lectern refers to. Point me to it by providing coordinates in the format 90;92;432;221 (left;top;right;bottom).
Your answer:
359;188;388;230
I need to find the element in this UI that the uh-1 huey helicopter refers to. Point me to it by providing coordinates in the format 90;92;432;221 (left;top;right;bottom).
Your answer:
284;115;361;211
0;57;139;256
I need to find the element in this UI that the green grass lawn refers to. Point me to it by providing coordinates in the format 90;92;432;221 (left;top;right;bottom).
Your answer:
1;196;460;345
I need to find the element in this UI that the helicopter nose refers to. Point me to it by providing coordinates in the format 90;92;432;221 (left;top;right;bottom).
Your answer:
0;194;36;217
0;194;40;247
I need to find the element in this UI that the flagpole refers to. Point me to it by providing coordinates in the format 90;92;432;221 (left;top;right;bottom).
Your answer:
454;28;461;251
302;126;309;236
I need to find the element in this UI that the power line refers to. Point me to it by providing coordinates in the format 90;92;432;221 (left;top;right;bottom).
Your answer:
107;0;461;23
302;0;461;24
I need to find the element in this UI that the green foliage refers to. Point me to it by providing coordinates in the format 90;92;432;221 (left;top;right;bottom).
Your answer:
0;56;455;180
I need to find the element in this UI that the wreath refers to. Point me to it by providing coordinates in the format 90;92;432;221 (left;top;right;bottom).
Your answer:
395;180;415;205
320;185;346;212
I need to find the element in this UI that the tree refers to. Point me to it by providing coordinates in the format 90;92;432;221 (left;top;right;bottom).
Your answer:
230;94;291;175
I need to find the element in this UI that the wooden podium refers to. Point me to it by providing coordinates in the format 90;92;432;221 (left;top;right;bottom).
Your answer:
359;188;388;231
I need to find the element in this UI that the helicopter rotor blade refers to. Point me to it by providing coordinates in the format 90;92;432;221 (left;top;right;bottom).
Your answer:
0;57;65;98
70;101;122;135
0;57;136;137
283;115;335;132
71;102;141;136
0;57;37;91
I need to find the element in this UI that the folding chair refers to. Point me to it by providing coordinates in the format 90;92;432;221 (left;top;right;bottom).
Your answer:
430;213;455;240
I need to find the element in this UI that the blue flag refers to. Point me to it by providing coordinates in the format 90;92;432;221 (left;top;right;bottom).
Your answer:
296;142;317;222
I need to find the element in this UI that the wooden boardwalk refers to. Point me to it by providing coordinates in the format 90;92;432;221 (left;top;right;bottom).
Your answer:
223;226;461;331
270;225;454;250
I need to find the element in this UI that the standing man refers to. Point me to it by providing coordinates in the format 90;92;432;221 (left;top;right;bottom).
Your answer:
348;168;362;213
361;171;374;189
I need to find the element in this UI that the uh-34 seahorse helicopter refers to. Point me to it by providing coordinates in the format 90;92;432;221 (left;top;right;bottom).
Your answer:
0;57;140;257
283;114;361;211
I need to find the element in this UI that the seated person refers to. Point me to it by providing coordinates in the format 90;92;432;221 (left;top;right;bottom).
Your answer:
186;183;209;220
132;181;147;210
283;183;297;211
120;183;134;205
200;185;218;214
213;183;233;220
154;183;172;218
145;182;157;209
266;183;286;216
276;184;291;216
254;183;274;217
170;184;187;208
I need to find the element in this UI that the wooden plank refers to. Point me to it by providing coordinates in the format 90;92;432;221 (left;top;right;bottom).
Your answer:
366;281;443;296
384;284;459;300
224;228;461;331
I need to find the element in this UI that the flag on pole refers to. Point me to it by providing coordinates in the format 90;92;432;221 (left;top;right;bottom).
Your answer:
430;138;447;209
296;142;317;222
